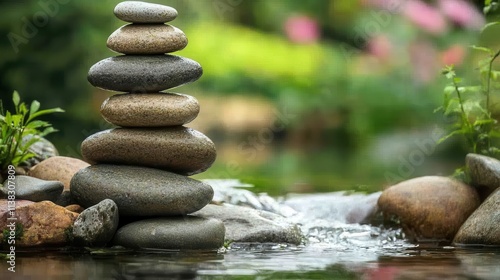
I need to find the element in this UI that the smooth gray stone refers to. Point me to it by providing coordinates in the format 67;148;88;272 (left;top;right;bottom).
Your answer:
114;1;178;23
87;55;202;93
72;199;119;247
0;175;63;202
81;127;216;175
453;188;500;246
466;153;500;200
193;204;303;245
112;217;225;250
70;164;214;216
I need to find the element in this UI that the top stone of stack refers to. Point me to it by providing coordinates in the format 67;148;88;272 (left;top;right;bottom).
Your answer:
114;1;178;23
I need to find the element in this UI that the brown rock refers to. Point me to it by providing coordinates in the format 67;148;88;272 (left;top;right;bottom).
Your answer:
114;1;178;23
100;93;199;127
28;156;90;190
81;127;216;175
0;200;78;247
107;24;187;54
453;188;500;246
378;176;480;242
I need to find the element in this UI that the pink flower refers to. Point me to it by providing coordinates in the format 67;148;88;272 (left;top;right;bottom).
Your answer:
284;15;320;44
438;0;485;30
367;35;393;60
440;44;467;66
402;0;448;34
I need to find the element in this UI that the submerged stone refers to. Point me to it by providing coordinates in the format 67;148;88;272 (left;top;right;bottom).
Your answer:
70;164;214;216
193;204;303;245
100;93;199;127
378;176;480;242
87;55;202;93
81;127;216;175
112;217;225;250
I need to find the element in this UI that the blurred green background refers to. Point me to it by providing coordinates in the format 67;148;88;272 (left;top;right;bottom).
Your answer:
1;0;499;194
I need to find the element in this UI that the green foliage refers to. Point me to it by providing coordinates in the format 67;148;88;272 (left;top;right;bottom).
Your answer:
2;222;24;244
0;91;64;171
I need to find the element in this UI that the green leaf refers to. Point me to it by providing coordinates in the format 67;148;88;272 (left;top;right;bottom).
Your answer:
481;21;500;32
27;108;64;123
29;100;40;117
437;129;466;144
12;91;20;107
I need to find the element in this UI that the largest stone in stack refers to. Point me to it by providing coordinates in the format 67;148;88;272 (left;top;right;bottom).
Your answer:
70;1;225;250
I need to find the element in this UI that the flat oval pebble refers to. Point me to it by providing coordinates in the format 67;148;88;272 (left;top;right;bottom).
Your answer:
70;165;214;216
87;55;202;93
81;127;216;175
107;24;187;54
114;1;177;23
100;93;199;127
112;217;225;250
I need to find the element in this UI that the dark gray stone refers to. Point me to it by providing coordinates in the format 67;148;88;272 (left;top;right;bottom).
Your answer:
466;153;500;200
453;188;500;246
70;164;213;216
20;135;58;169
0;175;63;202
112;217;225;250
192;204;303;245
81;127;216;175
114;1;178;23
87;55;202;93
72;199;119;247
54;190;77;207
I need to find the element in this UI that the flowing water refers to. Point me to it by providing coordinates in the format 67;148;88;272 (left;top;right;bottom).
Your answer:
1;180;499;279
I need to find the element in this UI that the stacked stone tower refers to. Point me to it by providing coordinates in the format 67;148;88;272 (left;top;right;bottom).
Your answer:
71;1;225;250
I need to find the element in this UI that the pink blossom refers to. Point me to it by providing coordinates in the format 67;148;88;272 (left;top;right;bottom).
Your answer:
367;35;393;60
440;44;467;66
402;0;448;34
438;0;485;30
284;15;320;44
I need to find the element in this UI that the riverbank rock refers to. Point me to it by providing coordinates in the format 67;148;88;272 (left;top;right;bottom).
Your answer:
466;153;500;201
193;204;303;245
19;135;59;170
377;176;480;242
28;156;90;190
107;24;187;54
72;199;119;247
100;93;199;127
0;200;78;247
87;55;202;93
0;175;63;202
81;127;216;175
453;188;500;246
112;217;225;250
114;1;178;23
71;164;213;216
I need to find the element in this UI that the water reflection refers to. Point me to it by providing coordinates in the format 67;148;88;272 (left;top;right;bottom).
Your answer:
1;246;499;279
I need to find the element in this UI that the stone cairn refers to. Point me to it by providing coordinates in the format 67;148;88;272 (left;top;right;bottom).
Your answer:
70;1;225;250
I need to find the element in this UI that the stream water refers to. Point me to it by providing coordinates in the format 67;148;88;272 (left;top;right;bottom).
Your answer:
1;180;499;279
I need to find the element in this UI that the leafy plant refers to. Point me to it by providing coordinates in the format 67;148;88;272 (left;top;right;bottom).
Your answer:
435;4;500;179
0;91;64;173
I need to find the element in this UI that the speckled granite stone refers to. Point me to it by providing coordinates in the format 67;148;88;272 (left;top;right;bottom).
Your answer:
107;24;187;54
81;127;216;175
100;93;199;127
114;1;177;23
